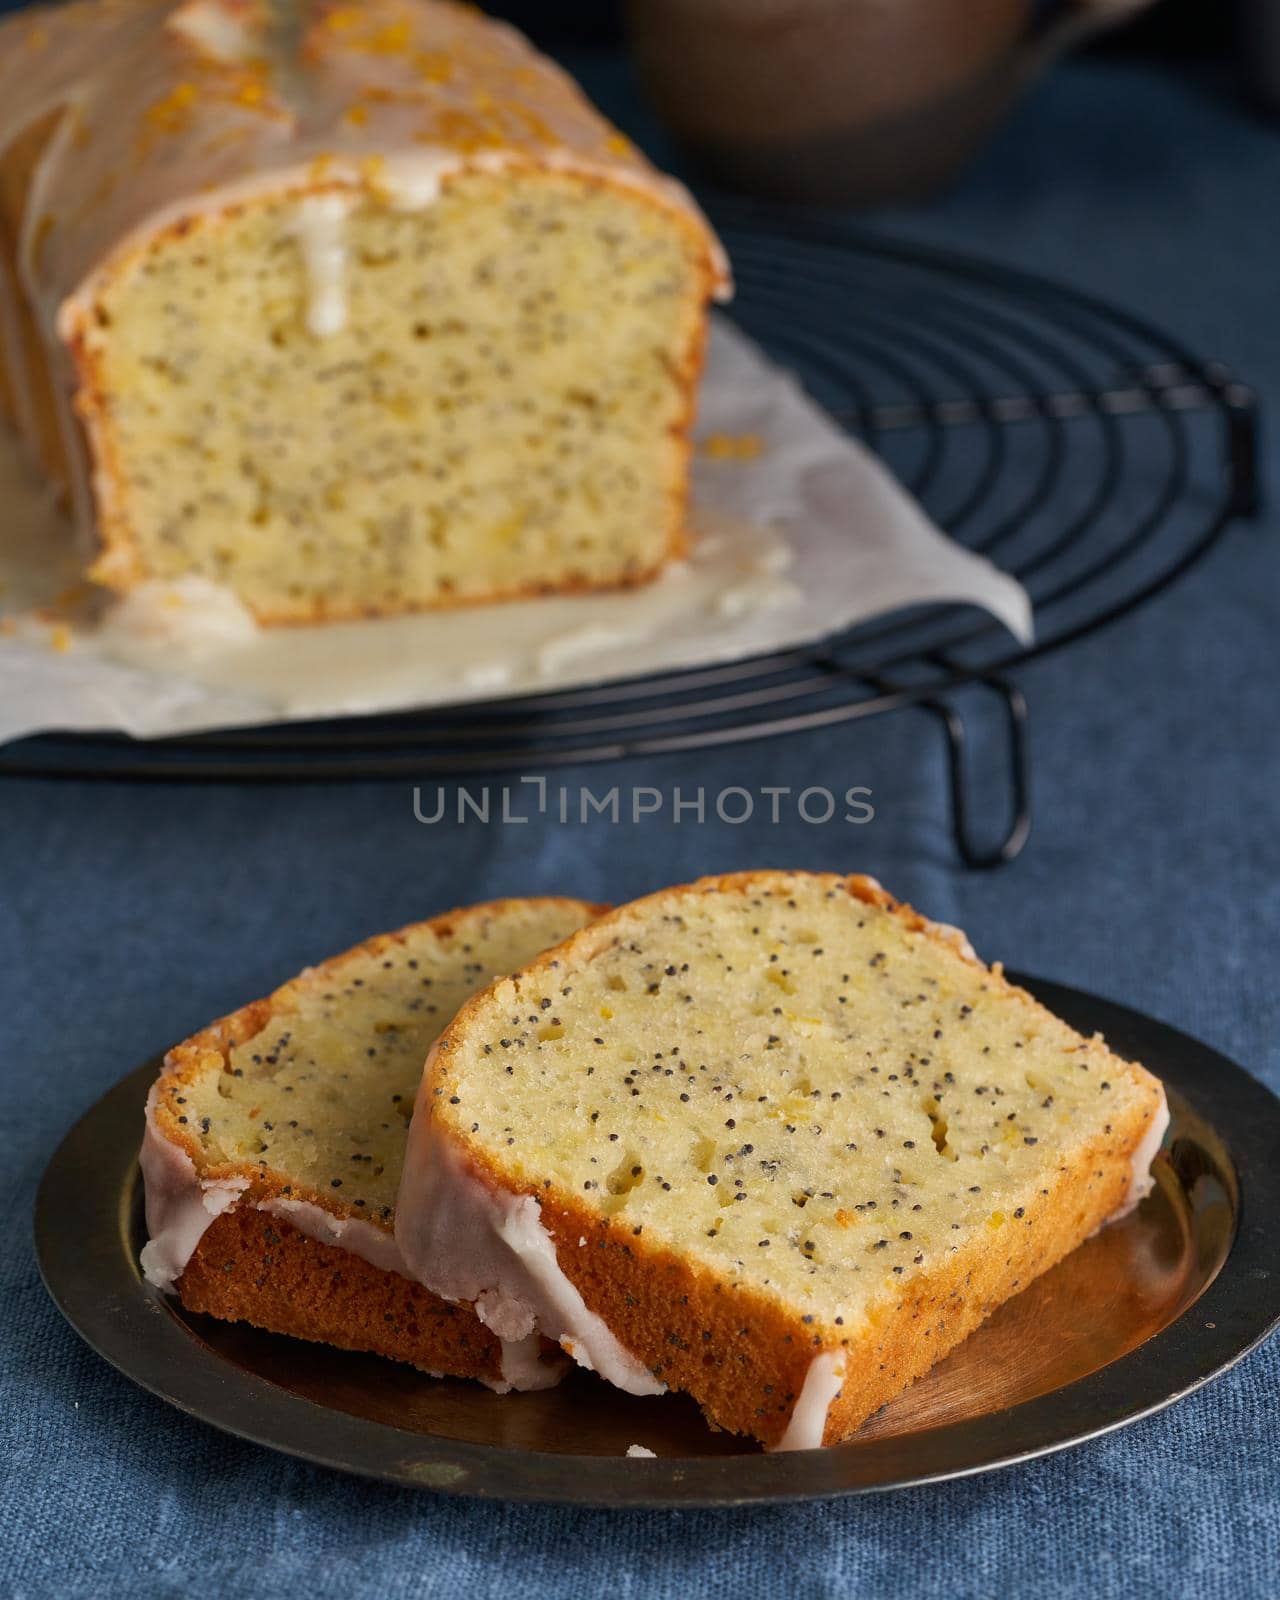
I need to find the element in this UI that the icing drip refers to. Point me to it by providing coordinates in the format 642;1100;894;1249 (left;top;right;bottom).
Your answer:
395;1096;665;1397
773;1350;846;1452
1108;1086;1170;1224
535;623;631;677
96;576;259;653
922;917;979;964
290;193;351;337
497;1331;565;1393
137;1084;249;1290
712;564;802;622
257;1196;407;1276
166;1;255;63
374;151;459;211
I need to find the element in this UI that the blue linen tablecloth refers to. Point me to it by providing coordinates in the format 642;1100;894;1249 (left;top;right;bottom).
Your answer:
2;47;1278;1600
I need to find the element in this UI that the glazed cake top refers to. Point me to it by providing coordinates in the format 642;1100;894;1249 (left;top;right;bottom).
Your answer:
0;0;726;335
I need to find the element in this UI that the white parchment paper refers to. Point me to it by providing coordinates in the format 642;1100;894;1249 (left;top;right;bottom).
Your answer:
0;319;1031;744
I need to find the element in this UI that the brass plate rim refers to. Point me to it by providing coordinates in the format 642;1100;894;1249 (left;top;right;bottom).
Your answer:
34;975;1280;1508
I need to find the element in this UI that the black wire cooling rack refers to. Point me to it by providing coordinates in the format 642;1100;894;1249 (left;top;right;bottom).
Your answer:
0;208;1259;867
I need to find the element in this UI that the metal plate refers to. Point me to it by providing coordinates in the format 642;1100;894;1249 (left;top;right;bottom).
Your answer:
35;976;1280;1507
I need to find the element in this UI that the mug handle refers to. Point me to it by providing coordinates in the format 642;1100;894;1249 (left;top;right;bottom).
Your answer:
1023;0;1158;74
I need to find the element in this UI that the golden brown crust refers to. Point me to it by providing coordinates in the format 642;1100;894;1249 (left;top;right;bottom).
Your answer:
819;1106;1148;1443
180;1208;507;1381
426;871;1167;1445
150;895;606;1376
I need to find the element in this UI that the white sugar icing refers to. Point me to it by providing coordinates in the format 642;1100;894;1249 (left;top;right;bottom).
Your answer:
534;623;638;677
395;1086;665;1397
773;1350;846;1452
711;572;802;622
1107;1084;1170;1223
137;1083;250;1291
289;193;353;338
257;1195;408;1276
375;149;467;212
167;0;255;64
497;1331;565;1394
709;534;799;621
96;576;259;654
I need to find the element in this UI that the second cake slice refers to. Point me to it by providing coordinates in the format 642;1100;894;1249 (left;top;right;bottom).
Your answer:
141;895;599;1388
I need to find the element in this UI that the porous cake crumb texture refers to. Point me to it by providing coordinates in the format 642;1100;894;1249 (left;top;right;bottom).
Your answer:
79;174;708;620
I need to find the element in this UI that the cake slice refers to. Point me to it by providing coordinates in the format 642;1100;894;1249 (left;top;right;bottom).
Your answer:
141;895;600;1388
397;871;1168;1445
0;0;727;623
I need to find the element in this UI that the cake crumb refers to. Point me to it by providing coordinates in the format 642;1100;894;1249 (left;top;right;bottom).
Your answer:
702;431;764;462
626;1443;656;1458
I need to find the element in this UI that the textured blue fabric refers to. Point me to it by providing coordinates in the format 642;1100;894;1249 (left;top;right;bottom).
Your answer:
2;47;1279;1600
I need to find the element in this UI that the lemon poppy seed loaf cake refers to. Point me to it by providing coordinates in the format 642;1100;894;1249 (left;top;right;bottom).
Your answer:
397;872;1169;1446
141;895;600;1386
0;0;727;623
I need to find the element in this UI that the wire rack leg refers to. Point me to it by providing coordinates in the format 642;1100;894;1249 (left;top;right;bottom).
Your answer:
922;676;1031;869
1217;374;1262;519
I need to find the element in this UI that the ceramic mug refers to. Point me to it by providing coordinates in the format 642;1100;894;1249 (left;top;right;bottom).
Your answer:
627;0;1158;203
